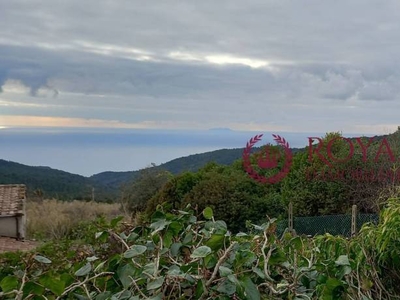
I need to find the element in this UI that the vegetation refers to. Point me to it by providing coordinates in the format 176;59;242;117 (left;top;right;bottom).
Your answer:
2;130;400;298
1;197;400;299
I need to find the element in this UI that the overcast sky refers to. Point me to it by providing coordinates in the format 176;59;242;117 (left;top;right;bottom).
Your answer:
1;0;400;175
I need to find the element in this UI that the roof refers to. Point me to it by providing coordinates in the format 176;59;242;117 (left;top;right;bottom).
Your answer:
0;184;26;216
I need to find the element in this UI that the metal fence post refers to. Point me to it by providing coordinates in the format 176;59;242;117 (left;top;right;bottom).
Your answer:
289;202;293;233
351;205;357;236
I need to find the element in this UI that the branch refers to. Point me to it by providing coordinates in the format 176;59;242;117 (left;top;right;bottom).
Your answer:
56;272;114;299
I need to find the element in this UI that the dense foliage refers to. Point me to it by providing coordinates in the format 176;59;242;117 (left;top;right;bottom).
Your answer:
0;160;115;201
1;197;400;299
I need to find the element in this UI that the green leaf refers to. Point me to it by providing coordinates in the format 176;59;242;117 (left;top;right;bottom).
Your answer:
143;263;156;277
124;245;147;258
214;220;228;234
337;265;352;279
219;266;233;277
96;291;112;300
127;232;139;242
23;282;44;297
147;276;164;290
236;232;248;237
0;276;18;293
205;234;225;251
191;246;212;258
335;255;350;266
203;207;213;219
170;242;182;257
240;277;260;300
195;279;205;298
252;267;266;279
117;264;137;289
75;262;92;277
34;255;52;264
111;215;124;227
39;276;65;296
150;219;171;235
217;279;236;295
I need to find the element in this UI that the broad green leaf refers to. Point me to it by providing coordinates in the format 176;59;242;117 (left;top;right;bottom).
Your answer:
205;234;225;251
148;294;162;300
96;291;112;300
195;279;205;298
111;215;124;227
167;265;183;276
183;233;193;244
147;276;164;290
217;279;236;295
124;245;147;258
75;262;92;277
127;232;139;242
170;242;182;257
117;264;137;289
203;207;213;219
214;220;228;234
39;276;65;296
219;266;233;277
191;246;212;258
335;255;350;266
240;277;260;300
34;255;52;264
252;267;266;279
338;265;352;279
23;282;44;297
0;276;18;293
150;219;171;235
143;263;156;277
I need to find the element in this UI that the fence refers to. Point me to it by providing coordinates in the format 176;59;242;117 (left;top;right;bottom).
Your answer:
276;203;379;238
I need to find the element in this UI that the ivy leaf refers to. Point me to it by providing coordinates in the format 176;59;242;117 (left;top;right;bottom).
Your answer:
22;282;44;297
203;207;213;219
34;255;52;264
170;242;182;257
240;277;260;300
150;219;171;235
74;263;92;277
217;279;236;295
110;215;124;227
191;246;212;258
124;245;147;258
95;291;112;300
335;255;350;266
0;276;18;293
205;234;225;251
147;276;165;290
219;266;233;277
39;275;65;296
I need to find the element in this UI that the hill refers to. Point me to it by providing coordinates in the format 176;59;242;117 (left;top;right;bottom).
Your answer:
90;147;250;187
0;147;266;201
0;159;93;200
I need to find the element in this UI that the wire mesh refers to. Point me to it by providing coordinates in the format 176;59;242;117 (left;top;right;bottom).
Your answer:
275;213;379;238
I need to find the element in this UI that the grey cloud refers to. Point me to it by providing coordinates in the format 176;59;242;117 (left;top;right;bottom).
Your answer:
1;0;400;134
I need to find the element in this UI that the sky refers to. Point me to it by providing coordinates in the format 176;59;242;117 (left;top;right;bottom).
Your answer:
1;0;400;176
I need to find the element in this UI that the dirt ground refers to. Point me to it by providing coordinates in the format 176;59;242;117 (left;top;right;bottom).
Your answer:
0;237;38;253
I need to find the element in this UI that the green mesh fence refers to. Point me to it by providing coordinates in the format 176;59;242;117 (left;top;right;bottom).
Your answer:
276;214;378;238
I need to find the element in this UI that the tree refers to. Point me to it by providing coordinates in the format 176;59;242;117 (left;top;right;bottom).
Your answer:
120;164;171;215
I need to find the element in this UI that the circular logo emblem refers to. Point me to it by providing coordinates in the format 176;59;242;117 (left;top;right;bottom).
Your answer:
242;134;293;184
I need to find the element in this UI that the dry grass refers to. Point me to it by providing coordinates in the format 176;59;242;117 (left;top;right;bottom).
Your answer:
26;199;127;240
